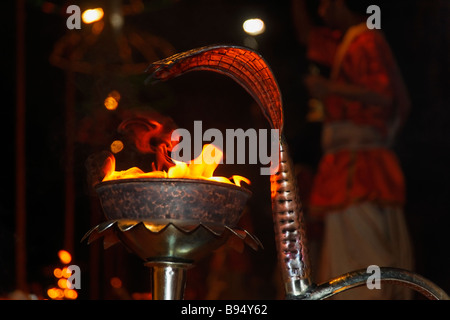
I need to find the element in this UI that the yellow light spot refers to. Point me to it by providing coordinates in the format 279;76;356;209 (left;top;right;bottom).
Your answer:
47;288;64;299
58;250;72;264
61;267;72;278
104;90;121;110
58;278;68;289
110;140;124;154
64;289;78;299
57;288;65;299
82;8;104;24
104;97;118;110
53;268;62;278
243;18;265;36
47;288;58;299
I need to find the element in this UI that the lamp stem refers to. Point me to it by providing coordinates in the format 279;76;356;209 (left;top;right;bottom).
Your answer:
145;261;191;300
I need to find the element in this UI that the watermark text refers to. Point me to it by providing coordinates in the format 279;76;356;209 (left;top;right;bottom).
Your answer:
171;121;280;175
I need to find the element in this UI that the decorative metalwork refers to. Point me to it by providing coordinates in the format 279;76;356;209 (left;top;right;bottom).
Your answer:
84;45;449;300
146;45;283;131
301;267;449;300
82;219;262;262
96;178;251;226
84;178;261;299
144;45;449;300
271;138;312;297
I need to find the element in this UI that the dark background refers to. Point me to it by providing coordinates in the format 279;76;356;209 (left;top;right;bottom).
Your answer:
1;0;449;299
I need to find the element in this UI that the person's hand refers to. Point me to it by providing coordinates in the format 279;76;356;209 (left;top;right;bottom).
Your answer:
304;74;331;100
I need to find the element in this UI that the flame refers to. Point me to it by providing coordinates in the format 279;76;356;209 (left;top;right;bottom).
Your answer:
102;144;250;187
100;116;250;187
118;116;176;171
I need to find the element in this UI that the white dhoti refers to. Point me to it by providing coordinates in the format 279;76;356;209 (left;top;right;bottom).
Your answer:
316;202;414;300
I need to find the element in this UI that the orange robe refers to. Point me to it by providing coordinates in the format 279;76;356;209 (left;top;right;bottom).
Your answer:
306;25;414;300
307;25;409;216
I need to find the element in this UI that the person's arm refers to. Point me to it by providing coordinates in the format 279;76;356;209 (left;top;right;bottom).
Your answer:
304;74;393;107
328;79;393;107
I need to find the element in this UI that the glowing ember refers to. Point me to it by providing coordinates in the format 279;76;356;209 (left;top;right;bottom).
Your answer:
102;144;250;187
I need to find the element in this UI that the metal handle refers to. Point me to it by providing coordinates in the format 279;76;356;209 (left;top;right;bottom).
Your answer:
299;267;450;300
271;138;312;297
270;138;449;300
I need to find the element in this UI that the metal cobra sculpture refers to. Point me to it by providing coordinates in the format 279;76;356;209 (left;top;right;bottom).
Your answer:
146;45;449;300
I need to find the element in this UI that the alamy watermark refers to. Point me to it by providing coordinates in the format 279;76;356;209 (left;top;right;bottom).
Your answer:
171;121;280;176
66;265;81;289
366;265;381;290
66;4;382;30
66;5;81;30
366;5;381;30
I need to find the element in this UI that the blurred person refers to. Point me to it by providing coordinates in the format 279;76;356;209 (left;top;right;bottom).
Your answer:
292;0;413;299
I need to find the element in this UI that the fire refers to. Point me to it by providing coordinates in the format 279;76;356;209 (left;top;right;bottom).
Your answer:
102;144;250;187
99;116;250;187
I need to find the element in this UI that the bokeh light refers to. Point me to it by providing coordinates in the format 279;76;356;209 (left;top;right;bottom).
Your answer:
243;18;265;36
82;8;104;24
